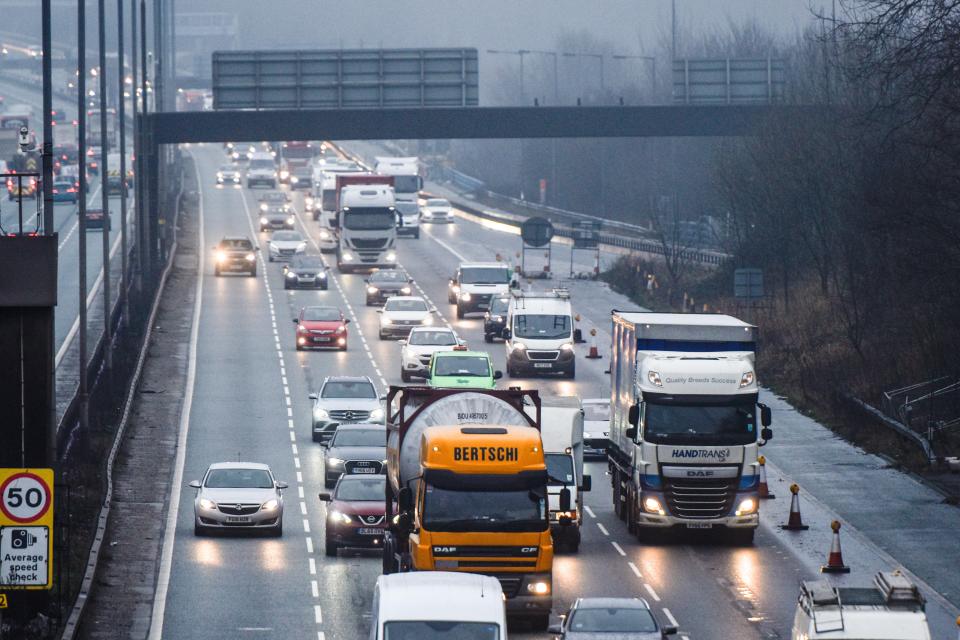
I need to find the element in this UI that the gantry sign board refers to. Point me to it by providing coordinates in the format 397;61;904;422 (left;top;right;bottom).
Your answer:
673;58;785;104
0;469;54;590
212;48;479;110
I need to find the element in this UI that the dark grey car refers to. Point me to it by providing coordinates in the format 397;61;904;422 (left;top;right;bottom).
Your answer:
365;269;414;305
549;597;677;639
322;423;387;488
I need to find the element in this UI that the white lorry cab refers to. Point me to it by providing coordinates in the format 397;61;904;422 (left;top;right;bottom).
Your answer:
607;312;772;544
246;151;277;189
371;571;507;640
502;289;576;379
374;156;422;203
337;185;398;271
530;395;591;552
792;572;931;640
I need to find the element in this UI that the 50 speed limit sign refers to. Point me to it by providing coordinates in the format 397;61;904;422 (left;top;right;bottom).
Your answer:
0;471;53;524
0;469;54;590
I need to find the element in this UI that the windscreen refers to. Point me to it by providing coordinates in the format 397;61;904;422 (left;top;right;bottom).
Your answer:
302;307;340;321
644;399;757;446
488;298;510;315
293;256;324;269
434;355;489;378
371;271;406;283
205;468;273;489
513;314;570;339
334;476;385;501
583;402;610;422
249;159;274;170
409;330;457;346
322;381;376;399
392;175;420;193
423;485;547;532
342;208;395;230
567;607;657;633
426;199;450;207
396;201;419;215
282;144;313;159
272;231;302;242
385;299;428;312
321;189;337;211
221;239;253;250
384;622;498;640
331;429;385;447
460;268;511;285
545;454;574;486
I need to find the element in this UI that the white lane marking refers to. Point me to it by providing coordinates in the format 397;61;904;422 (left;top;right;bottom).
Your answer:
294;457;301;469
282;376;288;385
318;633;326;640
662;608;679;627
643;583;661;602
148;156;205;640
303;518;311;533
419;225;467;261
584;505;596;518
597;523;609;536
309;558;316;575
311;580;319;598
314;605;323;624
297;471;303;483
611;541;626;556
300;502;307;515
289;431;296;442
306;537;313;554
627;561;642;578
291;443;298;455
298;486;304;499
288;418;295;429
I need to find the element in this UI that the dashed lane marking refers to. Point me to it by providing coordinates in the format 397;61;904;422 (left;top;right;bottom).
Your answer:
662;608;679;627
584;505;596;518
628;561;642;578
643;583;661;602
611;541;626;556
597;523;609;536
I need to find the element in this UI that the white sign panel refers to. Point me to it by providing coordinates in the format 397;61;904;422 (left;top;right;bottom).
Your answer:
1;526;50;588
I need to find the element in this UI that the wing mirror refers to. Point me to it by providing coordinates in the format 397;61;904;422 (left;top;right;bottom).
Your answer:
760;403;772;426
292;317;299;324
625;427;637;440
276;481;289;490
308;392;318;400
318;492;331;502
398;487;413;512
662;625;678;636
188;480;201;489
398;340;407;346
559;486;572;512
581;475;592;492
343;318;351;324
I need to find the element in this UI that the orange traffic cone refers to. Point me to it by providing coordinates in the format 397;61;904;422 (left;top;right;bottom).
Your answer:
758;455;775;499
781;484;809;530
586;328;602;359
821;520;851;573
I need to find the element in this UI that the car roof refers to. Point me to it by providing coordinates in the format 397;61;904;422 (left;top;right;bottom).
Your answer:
460;262;507;269
207;462;271;471
323;375;374;384
377;572;504;622
410;326;454;333
384;296;425;302
573;597;652;610
335;423;386;431
433;350;489;359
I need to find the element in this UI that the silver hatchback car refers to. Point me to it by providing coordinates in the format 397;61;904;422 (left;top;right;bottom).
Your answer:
189;462;288;536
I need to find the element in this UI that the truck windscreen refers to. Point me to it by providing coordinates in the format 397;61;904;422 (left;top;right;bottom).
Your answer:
644;399;756;446
342;209;395;230
321;189;337;211
383;621;499;640
423;485;547;532
545;454;574;486
514;314;570;339
391;175;420;193
460;268;511;284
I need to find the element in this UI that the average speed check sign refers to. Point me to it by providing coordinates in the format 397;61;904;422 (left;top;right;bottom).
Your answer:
0;469;54;590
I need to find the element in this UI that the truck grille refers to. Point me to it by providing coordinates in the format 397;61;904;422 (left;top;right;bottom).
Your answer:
345;460;383;474
494;575;522;598
663;478;737;519
527;350;559;361
328;410;370;422
351;238;388;249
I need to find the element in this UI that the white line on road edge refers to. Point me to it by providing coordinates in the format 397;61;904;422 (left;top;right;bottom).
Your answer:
148;158;205;640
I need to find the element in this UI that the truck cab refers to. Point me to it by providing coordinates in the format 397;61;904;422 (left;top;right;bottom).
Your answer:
502;289;576;379
246;151;277;189
337;185;398;272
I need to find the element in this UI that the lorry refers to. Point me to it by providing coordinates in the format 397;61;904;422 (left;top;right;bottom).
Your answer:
278;140;315;185
607;312;772;544
375;156;422;237
383;386;559;630
87;107;117;149
335;174;397;272
246;151;277;189
792;572;931;640
529;396;590;552
502;288;576;379
371;572;507;640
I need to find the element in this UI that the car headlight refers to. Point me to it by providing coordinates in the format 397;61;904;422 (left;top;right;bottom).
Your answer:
260;216;268;225
216;172;223;179
245;253;256;262
280;170;290;180
313;407;330;421
369;407;385;421
451;285;460;294
297;243;306;252
215;251;226;263
199;498;217;510
739;371;755;388
260;204;268;212
400;286;412;294
422;315;434;325
647;371;663;387
290;176;299;184
643;496;665;515
261;498;280;511
305;197;314;207
560;343;574;352
526;580;550;595
286;271;297;278
735;497;758;516
326;457;344;468
492;315;503;322
381;316;393;326
328;510;352;524
342;252;354;262
320;230;331;240
367;286;379;295
286;216;296;226
318;271;327;279
385;252;396;262
460;291;472;301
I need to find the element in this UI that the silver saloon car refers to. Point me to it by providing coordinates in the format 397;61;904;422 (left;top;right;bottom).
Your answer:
189;462;288;536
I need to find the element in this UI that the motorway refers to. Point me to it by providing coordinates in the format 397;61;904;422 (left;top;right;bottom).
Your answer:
151;144;876;640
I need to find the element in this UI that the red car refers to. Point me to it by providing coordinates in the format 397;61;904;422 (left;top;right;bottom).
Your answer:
293;305;350;351
319;474;387;556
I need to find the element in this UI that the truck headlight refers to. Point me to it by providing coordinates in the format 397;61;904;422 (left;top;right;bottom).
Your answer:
320;230;331;240
367;286;379;295
342;252;354;262
739;371;755;388
261;498;280;511
313;407;330;421
215;251;226;263
512;342;527;352
198;498;217;510
369;407;385;422
526;580;550;595
643;496;665;515
290;176;299;184
245;253;256;262
385;252;396;262
280;170;290;180
735;498;758;516
554;510;577;520
647;371;663;387
460;291;472;301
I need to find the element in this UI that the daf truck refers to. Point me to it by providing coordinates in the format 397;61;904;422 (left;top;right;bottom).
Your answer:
337;178;398;272
607;312;772;544
383;386;560;630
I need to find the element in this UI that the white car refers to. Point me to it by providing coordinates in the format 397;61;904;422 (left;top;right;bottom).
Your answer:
420;198;453;223
267;230;307;262
216;164;241;186
188;462;287;536
399;327;464;381
377;296;436;339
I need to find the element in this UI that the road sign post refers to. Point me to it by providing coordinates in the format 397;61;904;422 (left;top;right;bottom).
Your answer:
0;469;54;592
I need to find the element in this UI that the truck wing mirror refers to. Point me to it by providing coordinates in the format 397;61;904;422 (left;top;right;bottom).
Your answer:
580;475;592;492
760;427;773;444
628;403;640;427
398;487;413;512
559;486;572;512
759;403;772;427
624;427;637;441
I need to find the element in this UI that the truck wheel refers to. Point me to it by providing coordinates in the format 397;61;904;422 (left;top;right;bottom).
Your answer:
249;268;257;277
729;528;755;546
325;537;338;557
401;370;412;383
456;304;465;319
627;492;639;534
566;363;576;379
414;229;420;239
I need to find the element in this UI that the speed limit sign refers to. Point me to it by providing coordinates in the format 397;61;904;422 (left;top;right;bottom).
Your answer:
0;469;54;590
0;471;52;524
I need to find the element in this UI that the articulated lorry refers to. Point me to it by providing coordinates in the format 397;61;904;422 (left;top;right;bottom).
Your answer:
374;156;422;238
335;174;397;271
607;312;772;544
383;386;557;630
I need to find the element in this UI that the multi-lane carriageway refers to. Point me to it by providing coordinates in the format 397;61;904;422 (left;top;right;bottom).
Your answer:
145;144;960;640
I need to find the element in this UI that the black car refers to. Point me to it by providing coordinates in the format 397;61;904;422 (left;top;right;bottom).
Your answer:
483;296;511;342
84;208;111;231
364;269;414;306
213;236;258;276
259;204;296;232
321;423;387;488
283;255;329;289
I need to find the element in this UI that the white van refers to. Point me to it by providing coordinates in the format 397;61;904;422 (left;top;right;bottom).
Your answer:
371;572;507;640
502;288;575;378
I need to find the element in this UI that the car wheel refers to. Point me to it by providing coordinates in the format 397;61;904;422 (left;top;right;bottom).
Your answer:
268;255;274;262
296;344;303;351
729;528;755;546
414;230;420;239
194;520;206;536
456;304;465;319
250;268;257;277
325;537;338;557
566;364;576;379
401;370;412;383
284;282;290;289
483;333;493;343
379;330;386;340
448;292;456;304
366;298;374;306
312;430;321;443
272;521;283;537
340;343;347;351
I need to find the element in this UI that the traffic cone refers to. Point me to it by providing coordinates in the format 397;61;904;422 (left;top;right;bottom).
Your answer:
821;520;851;573
781;483;809;530
758;455;775;499
586;328;602;359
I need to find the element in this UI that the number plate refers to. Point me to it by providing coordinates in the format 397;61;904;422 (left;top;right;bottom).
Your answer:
358;527;383;535
533;363;553;368
226;516;251;523
686;523;713;529
313;337;332;343
351;467;376;474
